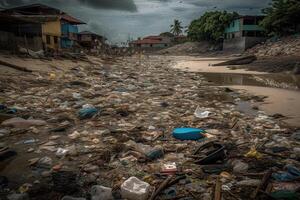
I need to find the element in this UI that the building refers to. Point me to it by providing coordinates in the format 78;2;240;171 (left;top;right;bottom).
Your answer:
0;13;43;52
1;4;85;51
129;35;171;49
78;31;107;51
223;16;266;52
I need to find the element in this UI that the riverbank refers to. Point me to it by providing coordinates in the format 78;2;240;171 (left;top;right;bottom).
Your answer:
171;56;300;127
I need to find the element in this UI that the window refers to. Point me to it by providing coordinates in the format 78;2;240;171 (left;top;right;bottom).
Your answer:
243;18;255;25
46;35;51;44
245;31;255;37
150;44;153;47
54;36;58;44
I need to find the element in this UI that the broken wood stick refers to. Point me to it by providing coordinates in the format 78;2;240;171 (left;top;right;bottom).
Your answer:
212;55;257;66
251;169;272;199
0;59;32;72
149;175;173;200
214;176;222;200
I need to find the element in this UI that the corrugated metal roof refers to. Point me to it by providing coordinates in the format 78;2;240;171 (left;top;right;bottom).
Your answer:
61;14;85;25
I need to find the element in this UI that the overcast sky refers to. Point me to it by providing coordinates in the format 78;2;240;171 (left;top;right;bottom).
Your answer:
0;0;272;44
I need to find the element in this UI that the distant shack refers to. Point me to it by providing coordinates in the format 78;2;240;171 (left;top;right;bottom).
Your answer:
129;35;172;49
78;31;108;53
0;3;85;52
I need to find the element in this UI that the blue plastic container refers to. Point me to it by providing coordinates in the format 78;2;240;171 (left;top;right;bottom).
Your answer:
78;107;98;119
172;128;205;140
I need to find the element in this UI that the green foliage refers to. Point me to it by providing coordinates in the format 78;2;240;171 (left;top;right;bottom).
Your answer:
170;19;183;36
187;11;238;42
260;0;300;36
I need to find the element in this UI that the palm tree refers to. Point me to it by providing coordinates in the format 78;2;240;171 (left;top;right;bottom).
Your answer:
170;19;183;36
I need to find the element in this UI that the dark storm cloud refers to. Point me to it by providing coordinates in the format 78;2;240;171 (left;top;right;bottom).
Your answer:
0;0;24;7
78;0;137;11
0;0;137;11
187;0;270;10
0;0;272;43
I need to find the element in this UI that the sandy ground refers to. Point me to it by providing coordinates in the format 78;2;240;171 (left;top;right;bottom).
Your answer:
0;54;100;75
172;56;268;74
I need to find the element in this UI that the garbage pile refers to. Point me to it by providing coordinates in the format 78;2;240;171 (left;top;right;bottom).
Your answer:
245;35;300;57
0;55;299;200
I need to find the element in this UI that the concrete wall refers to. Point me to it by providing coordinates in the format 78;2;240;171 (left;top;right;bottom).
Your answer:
223;37;246;52
245;37;266;49
223;36;266;52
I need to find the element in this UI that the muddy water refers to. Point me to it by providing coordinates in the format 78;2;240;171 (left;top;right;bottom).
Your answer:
173;57;300;127
231;86;300;127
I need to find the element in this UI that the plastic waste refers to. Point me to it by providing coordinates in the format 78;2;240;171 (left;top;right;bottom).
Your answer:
37;156;52;168
78;107;98;119
49;73;56;80
0;175;8;189
7;193;29;200
272;182;300;192
126;140;164;160
121;176;150;200
145;146;164;160
161;186;176;199
194;106;212;118
72;93;82;99
0;104;6;110
236;179;261;186
291;130;300;141
272;165;300;181
0;149;17;162
232;159;249;173
172;128;205;140
194;142;225;164
19;183;32;193
23;138;39;144
1;117;46;128
244;147;263;159
161;162;177;175
56;148;69;157
68;131;81;140
61;196;86;200
270;191;299;200
91;185;113;200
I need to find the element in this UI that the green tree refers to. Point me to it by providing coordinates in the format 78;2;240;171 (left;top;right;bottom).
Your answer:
170;19;183;36
260;0;300;36
187;11;238;42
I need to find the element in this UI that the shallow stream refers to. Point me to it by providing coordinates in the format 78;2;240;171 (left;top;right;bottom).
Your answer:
174;57;300;127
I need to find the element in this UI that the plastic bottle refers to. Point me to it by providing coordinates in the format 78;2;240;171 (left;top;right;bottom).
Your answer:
121;176;150;200
91;185;113;200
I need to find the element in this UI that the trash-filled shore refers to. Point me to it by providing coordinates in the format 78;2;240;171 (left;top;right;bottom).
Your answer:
0;55;299;200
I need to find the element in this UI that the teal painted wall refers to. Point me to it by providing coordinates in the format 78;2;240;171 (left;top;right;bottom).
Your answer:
225;19;240;33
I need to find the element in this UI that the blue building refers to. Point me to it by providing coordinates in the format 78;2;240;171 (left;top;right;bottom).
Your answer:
223;16;266;52
60;15;85;49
